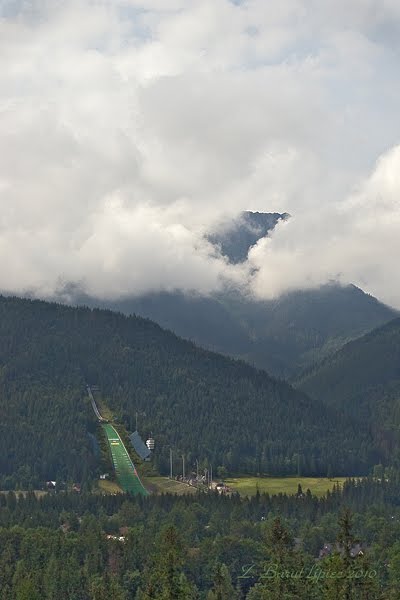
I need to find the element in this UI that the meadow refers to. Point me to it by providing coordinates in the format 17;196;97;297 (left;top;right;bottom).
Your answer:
225;476;348;497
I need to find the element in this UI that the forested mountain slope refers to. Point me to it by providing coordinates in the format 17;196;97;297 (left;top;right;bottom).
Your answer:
297;318;400;459
0;295;378;488
84;283;396;379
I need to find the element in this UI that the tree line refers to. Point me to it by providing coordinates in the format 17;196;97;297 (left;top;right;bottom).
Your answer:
1;475;400;598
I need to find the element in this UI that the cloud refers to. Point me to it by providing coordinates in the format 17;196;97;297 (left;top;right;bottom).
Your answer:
0;0;399;305
249;145;400;307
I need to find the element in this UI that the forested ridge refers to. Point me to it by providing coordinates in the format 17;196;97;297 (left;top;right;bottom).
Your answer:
0;295;381;489
297;317;400;463
82;283;397;379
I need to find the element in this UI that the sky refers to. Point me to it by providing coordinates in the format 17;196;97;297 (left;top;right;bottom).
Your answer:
1;0;400;307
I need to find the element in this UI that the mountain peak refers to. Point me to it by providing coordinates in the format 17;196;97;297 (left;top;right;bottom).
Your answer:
208;210;289;264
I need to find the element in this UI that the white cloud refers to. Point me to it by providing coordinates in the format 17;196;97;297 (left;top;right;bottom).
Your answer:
0;0;399;306
249;145;400;307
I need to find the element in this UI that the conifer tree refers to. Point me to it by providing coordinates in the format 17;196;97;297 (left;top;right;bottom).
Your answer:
207;563;238;600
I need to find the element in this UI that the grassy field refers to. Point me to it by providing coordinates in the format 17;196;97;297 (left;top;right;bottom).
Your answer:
1;478;347;498
97;479;123;494
225;476;347;497
143;476;199;495
97;477;199;496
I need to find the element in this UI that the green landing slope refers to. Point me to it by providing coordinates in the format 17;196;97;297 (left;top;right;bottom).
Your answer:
103;423;148;496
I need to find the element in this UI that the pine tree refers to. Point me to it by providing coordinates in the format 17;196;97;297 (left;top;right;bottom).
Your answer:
207;563;238;600
137;526;197;600
338;508;354;600
247;517;315;600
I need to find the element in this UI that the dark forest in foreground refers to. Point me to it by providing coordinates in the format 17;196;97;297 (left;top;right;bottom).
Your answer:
1;476;400;599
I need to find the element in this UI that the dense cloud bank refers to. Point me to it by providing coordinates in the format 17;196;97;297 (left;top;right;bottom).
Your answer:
0;1;399;306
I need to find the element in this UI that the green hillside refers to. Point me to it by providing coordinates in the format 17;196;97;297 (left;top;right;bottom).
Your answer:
297;318;400;461
0;295;381;490
217;283;397;376
83;284;396;379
